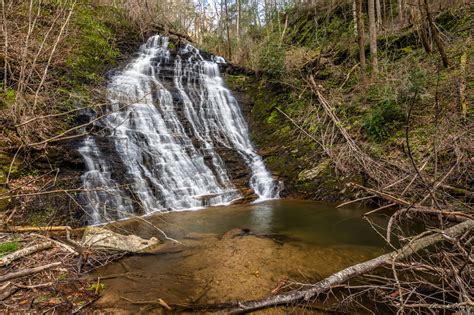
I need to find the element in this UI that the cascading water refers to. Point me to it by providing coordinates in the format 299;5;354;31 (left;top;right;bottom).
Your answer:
78;35;279;224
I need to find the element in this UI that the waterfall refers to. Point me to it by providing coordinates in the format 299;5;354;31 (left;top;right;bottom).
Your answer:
78;35;279;224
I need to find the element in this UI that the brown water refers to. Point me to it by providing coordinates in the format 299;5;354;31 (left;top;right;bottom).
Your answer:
92;200;387;313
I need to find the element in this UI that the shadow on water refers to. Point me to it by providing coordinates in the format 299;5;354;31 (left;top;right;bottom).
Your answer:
93;200;389;313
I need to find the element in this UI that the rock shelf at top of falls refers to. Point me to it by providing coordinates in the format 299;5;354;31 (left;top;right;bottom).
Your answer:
77;35;280;224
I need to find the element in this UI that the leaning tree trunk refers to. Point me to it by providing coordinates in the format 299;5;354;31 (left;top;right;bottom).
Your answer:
422;0;449;68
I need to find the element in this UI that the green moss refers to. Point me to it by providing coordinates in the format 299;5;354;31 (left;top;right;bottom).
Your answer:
265;110;279;125
0;241;19;256
0;152;19;184
257;38;286;79
0;86;16;109
225;74;251;91
265;156;287;172
65;4;120;85
28;207;56;227
363;85;404;142
87;282;106;293
436;6;473;36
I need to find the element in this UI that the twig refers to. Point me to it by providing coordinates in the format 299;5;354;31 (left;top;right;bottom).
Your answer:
0;282;17;301
4;144;22;185
32;234;78;255
14;282;53;289
32;0;77;111
364;203;397;216
337;195;376;208
338;63;359;90
405;91;441;210
121;296;173;310
72;297;99;314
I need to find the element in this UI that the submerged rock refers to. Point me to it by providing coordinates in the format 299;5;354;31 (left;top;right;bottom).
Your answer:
221;228;251;239
81;227;159;253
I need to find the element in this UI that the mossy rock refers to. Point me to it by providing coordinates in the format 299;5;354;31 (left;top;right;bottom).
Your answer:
297;159;331;182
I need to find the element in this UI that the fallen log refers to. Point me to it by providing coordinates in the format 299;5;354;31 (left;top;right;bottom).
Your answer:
440;184;474;198
0;225;72;233
187;220;473;313
0;226;85;238
0;242;53;267
32;234;79;255
0;262;62;283
150;23;195;43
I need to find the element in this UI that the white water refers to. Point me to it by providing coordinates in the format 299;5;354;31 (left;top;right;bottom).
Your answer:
79;35;279;224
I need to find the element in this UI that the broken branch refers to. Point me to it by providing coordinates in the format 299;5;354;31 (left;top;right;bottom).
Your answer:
0;261;62;282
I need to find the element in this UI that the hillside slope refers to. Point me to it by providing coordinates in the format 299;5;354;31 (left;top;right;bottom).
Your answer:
226;4;473;204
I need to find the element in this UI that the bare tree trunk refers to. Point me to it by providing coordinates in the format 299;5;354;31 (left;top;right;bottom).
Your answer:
459;48;467;117
224;0;232;61
368;0;378;75
398;0;404;26
352;0;357;35
416;0;431;54
355;0;367;83
1;0;9;91
376;0;382;29
254;0;261;27
422;0;449;68
237;0;241;43
280;13;288;45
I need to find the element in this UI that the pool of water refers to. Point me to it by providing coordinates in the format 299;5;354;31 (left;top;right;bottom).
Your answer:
93;200;388;313
110;199;386;247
